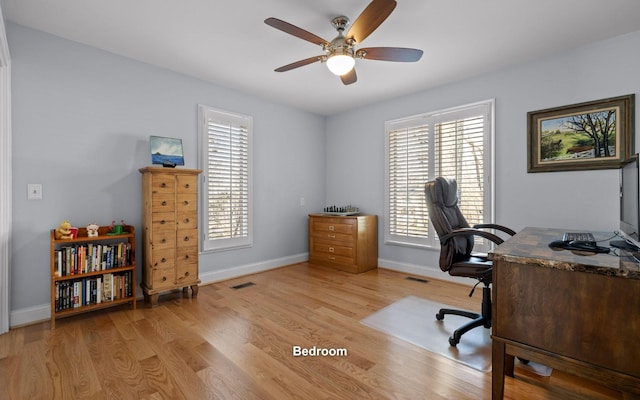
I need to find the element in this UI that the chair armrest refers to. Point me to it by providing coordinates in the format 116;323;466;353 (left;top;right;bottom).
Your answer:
473;223;516;237
440;228;505;246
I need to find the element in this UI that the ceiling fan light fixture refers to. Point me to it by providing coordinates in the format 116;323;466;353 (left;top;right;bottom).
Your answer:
326;52;355;76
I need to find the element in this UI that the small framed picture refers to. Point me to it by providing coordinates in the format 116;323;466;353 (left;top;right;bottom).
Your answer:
527;94;634;172
150;136;185;167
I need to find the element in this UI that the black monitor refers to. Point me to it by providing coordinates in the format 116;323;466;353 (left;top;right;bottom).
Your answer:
611;154;640;251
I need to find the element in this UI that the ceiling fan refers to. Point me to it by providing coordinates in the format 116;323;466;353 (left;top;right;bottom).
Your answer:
264;0;423;85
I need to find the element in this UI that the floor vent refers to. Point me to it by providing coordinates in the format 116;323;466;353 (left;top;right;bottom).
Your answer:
231;282;256;290
405;276;429;283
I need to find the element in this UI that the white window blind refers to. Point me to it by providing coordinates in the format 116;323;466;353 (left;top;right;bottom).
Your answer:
385;100;494;249
198;105;253;252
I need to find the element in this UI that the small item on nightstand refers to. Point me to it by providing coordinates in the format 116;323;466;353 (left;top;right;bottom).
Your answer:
322;204;359;215
54;220;73;239
86;223;99;237
107;219;127;235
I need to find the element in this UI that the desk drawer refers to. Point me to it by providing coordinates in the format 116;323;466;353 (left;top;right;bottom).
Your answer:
312;240;354;259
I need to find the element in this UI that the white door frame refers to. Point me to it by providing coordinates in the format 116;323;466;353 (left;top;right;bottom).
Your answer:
0;6;12;334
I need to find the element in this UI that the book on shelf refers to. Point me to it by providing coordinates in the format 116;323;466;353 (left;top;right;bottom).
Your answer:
54;271;133;312
53;242;132;276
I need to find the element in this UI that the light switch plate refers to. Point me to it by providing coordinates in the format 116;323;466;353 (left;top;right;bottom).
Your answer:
27;184;42;200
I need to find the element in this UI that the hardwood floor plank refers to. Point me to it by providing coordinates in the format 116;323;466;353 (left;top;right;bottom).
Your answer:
0;263;624;399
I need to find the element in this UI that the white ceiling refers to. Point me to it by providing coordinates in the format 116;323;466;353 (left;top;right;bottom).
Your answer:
3;0;640;116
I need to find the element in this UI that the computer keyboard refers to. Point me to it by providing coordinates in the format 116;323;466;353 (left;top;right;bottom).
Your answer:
562;232;596;245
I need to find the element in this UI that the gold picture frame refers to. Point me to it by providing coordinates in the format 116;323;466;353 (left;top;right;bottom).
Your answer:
527;94;635;172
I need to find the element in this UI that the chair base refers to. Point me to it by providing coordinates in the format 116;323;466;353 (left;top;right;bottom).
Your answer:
435;286;491;346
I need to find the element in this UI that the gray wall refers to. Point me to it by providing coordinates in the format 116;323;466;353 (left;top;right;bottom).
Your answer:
325;31;640;276
9;23;325;324
8;21;640;325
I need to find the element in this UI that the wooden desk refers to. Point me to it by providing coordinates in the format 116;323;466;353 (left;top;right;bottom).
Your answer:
490;227;640;399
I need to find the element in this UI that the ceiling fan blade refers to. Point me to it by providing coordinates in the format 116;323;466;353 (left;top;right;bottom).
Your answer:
340;68;357;85
358;47;423;62
274;56;323;72
265;17;330;46
346;0;397;45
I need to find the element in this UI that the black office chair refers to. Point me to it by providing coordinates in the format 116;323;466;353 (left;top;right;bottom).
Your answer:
424;177;516;346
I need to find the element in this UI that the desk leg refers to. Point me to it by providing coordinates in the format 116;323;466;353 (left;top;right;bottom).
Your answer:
492;340;514;399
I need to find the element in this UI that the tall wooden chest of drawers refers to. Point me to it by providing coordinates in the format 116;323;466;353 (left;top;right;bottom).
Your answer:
139;167;202;306
308;214;378;273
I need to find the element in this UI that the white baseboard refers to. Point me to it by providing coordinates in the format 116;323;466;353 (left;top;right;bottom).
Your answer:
378;258;472;286
10;304;50;328
10;253;310;328
198;253;309;285
11;253;474;328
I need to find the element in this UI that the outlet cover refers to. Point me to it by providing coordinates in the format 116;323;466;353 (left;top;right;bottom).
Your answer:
27;184;42;200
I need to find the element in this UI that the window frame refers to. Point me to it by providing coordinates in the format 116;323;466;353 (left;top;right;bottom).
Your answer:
384;99;495;250
197;104;253;253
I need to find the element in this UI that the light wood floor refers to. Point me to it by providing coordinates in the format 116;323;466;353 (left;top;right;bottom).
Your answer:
0;263;623;399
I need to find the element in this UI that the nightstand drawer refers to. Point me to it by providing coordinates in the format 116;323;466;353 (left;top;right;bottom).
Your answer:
152;174;176;193
311;230;355;243
177;228;198;248
177;245;198;265
152;211;175;226
177;175;198;194
176;194;197;212
151;195;175;211
312;240;354;259
150;248;175;268
177;212;197;229
176;263;198;285
151;229;176;249
311;219;356;234
150;266;176;290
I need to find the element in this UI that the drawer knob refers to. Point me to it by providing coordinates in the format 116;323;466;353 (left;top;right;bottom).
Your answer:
161;257;167;263
161;182;167;188
329;226;335;231
184;236;190;242
184;218;190;223
185;183;190;189
185;254;190;259
161;238;166;243
329;247;334;252
185;271;190;277
162;276;167;282
160;220;166;224
183;200;189;205
161;201;167;206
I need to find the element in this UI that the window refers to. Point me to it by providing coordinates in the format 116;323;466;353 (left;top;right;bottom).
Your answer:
385;100;494;250
198;105;253;252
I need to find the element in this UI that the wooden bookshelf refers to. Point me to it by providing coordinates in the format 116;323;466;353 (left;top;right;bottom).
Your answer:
49;225;137;329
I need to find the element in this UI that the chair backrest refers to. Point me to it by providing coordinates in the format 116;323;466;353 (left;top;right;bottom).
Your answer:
424;177;474;271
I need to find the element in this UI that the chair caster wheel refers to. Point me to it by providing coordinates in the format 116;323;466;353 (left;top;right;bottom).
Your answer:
435;312;444;321
449;336;459;347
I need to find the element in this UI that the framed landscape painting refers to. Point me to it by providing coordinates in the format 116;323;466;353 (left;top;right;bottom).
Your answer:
527;94;634;172
150;136;185;167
